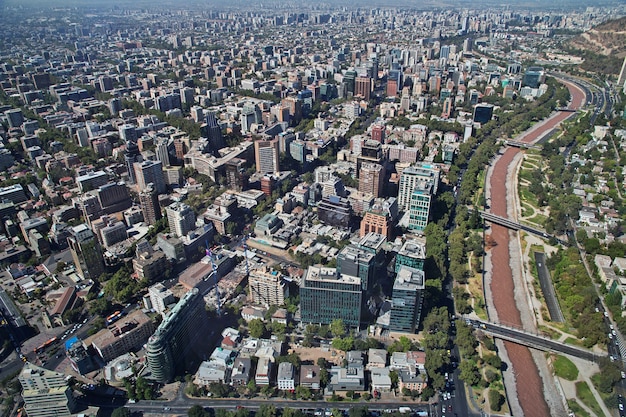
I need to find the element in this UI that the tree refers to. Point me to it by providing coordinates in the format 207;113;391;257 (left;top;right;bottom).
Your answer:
317;357;328;369
459;360;481;386
261;384;275;398
330;318;346;338
188;405;209;417
248;319;266;338
257;404;277;417
489;389;505;412
209;382;229;397
331;337;354;351
246;379;258;397
319;368;330;387
111;408;131;417
295;385;312;400
420;386;434;401
283;409;306;417
348;406;369;417
389;370;399;390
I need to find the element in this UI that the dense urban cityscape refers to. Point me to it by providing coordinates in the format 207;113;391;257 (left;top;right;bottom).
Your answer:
0;1;626;417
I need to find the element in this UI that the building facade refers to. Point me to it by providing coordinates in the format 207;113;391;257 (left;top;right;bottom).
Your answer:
389;265;426;333
146;288;208;382
254;139;280;174
67;224;105;281
19;363;76;417
300;266;362;328
166;202;196;238
248;267;288;307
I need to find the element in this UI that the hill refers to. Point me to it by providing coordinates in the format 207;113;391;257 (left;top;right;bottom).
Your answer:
567;16;626;75
570;16;626;57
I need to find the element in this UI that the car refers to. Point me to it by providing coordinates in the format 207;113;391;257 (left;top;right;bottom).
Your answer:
164;407;171;411
620;404;624;411
609;333;613;339
605;311;610;318
621;371;626;379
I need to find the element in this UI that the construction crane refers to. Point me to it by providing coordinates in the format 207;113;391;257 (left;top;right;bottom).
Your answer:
206;241;222;316
241;234;250;277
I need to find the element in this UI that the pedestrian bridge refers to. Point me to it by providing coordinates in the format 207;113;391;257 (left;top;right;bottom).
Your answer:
462;317;601;363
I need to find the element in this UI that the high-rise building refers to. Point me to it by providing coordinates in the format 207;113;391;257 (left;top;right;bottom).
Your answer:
408;184;433;232
125;140;140;184
441;97;453;119
473;104;494;124
19;362;76;417
300;266;362;328
67;224;105;281
156;139;170;167
254;139;280;174
166;202;196;238
134;251;169;284
343;70;357;96
397;163;440;211
134;160;166;195
359;162;385;198
146;288;208;382
386;79;398;97
317;195;352;229
139;184;162;226
371;124;385;144
202;112;224;153
147;282;175;315
225;158;247;191
87;310;155;363
119;124;137;142
360;211;392;240
355;76;372;101
248;267;288;307
395;238;427;273
522;67;545;88
337;245;376;291
389;265;425;333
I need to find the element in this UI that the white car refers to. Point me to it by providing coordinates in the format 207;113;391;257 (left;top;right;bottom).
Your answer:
621;371;626;379
619;403;624;411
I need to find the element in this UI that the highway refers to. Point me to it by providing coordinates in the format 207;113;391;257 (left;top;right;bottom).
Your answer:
533;252;564;323
126;398;434;415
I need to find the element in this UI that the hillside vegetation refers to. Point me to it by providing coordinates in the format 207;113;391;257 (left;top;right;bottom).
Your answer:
566;16;626;75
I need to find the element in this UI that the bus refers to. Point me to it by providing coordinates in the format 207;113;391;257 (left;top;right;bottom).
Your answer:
105;311;124;325
34;337;57;354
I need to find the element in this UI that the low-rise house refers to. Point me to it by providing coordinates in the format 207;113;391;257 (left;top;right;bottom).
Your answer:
299;365;321;390
230;357;252;387
210;347;235;368
255;357;273;385
367;348;387;370
194;361;227;386
328;364;365;391
241;306;265;322
271;308;289;324
277;362;295;391
398;369;428;393
370;368;392;392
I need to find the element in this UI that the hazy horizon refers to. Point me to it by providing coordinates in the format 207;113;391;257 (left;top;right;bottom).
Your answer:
0;0;624;11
